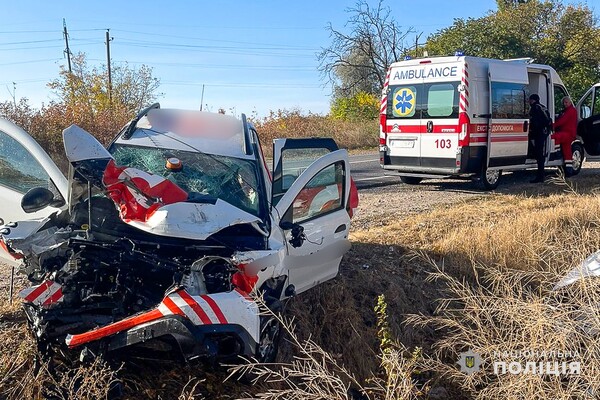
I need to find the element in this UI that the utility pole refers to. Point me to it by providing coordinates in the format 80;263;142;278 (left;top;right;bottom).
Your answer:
106;29;113;106
200;84;205;111
63;18;72;73
7;82;16;108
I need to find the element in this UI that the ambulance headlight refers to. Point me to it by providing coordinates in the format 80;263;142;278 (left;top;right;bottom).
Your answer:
554;250;600;289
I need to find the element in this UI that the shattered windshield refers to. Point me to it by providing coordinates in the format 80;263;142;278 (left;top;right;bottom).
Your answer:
110;144;261;216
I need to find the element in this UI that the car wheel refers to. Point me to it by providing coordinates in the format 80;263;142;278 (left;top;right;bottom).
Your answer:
478;166;501;190
257;299;282;363
399;176;422;185
570;143;584;176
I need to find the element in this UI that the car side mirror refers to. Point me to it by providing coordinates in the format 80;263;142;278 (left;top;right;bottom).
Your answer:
21;187;65;213
279;221;306;248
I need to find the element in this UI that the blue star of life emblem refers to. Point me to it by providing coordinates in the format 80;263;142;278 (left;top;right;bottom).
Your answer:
392;87;415;117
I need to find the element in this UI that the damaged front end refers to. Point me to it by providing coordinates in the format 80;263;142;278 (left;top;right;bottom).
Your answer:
3;125;280;362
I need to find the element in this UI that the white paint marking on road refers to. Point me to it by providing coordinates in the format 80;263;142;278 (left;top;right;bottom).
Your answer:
350;158;379;164
354;175;397;182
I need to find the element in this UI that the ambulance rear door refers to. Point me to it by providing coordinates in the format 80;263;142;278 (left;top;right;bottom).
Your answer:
487;63;530;168
386;64;423;167
419;62;462;170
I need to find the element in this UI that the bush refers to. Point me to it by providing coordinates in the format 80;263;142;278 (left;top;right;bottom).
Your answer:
251;108;378;158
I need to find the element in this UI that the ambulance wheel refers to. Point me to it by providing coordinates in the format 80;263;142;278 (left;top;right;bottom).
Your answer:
570;143;584;176
479;167;501;190
399;176;422;185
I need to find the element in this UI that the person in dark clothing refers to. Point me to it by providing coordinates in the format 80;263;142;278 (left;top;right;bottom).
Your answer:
528;94;551;183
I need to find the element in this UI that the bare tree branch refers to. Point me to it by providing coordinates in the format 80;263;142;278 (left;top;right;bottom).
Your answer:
318;0;413;98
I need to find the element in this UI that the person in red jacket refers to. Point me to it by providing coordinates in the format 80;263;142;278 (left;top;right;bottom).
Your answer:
553;96;578;176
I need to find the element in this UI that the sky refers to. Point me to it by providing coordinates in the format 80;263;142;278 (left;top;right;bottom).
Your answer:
0;0;594;118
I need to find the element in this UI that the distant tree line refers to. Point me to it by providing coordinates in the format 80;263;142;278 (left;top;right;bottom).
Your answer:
319;0;600;120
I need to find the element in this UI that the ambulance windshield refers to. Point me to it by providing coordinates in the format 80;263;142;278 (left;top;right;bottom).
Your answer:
386;82;460;119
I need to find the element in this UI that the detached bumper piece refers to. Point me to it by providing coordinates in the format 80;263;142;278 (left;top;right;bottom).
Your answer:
64;288;259;361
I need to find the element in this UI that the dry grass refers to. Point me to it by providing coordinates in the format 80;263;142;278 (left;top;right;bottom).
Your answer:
351;188;600;274
251;109;378;157
230;299;427;400
0;297;122;399
406;254;600;399
4;176;600;398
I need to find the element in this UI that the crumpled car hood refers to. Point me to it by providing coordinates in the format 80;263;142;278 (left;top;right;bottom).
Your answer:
126;200;261;240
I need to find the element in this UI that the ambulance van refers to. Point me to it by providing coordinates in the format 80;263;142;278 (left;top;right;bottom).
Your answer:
379;55;594;189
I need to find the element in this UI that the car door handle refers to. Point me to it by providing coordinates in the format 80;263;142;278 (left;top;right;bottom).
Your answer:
335;224;346;233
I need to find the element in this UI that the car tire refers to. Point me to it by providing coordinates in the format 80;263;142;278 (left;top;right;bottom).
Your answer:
478;166;501;190
256;298;283;364
399;176;422;185
570;143;584;176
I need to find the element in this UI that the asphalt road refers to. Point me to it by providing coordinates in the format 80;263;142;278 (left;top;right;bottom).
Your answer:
349;152;600;191
349;152;398;189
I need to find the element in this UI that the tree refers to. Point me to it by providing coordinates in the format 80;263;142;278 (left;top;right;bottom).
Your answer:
318;0;413;100
47;52;162;144
425;0;600;100
496;0;530;11
330;91;379;121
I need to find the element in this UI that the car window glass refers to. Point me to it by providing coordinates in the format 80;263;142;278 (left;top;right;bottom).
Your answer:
390;86;418;118
387;82;459;120
580;91;593;119
427;83;455;117
111;144;261;216
593;88;600;116
280;148;330;191
291;161;344;224
491;82;527;119
0;130;52;194
554;85;568;115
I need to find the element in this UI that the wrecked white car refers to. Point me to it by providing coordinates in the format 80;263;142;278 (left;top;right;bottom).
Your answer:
0;104;358;363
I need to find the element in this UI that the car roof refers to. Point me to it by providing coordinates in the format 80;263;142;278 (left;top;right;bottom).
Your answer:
113;108;253;160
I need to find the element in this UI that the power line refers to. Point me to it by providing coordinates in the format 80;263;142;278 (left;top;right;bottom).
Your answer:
94;58;315;71
0;39;62;46
162;81;322;88
111;29;318;49
0;58;61;66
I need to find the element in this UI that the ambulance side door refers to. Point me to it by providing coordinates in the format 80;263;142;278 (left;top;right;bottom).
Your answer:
487;64;530;168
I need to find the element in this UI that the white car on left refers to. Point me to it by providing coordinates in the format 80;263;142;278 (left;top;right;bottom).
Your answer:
0;106;357;364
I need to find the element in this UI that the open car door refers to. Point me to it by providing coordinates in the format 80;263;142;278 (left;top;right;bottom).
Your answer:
0;119;68;265
576;83;600;156
272;139;351;295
